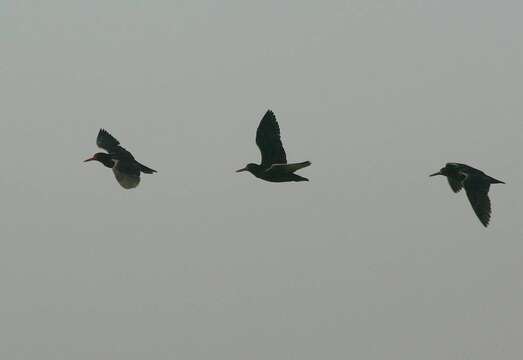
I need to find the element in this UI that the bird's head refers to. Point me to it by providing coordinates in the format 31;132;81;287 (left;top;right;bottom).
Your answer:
84;153;114;168
430;165;449;177
236;163;259;174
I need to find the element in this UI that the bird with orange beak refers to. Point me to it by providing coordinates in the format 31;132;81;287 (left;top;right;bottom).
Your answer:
85;129;157;189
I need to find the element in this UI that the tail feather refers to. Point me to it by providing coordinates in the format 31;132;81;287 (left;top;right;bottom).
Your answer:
488;176;504;184
292;174;309;182
138;162;157;174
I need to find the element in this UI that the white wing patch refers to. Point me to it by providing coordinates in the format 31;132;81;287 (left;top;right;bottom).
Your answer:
458;171;469;181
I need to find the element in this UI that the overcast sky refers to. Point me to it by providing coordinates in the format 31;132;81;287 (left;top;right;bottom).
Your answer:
2;1;523;359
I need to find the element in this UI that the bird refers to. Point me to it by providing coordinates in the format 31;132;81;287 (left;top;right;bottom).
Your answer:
430;163;504;227
236;110;311;182
84;129;157;189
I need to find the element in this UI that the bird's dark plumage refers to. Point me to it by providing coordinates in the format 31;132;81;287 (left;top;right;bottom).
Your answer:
237;110;310;182
430;163;504;227
96;128;122;152
85;129;157;189
256;110;287;166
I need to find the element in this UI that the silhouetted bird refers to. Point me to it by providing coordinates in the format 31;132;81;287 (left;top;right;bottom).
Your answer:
84;129;157;189
430;163;504;227
236;110;311;182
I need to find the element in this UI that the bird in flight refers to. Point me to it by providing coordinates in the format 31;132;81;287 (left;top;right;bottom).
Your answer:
236;110;311;182
84;129;157;189
430;163;504;227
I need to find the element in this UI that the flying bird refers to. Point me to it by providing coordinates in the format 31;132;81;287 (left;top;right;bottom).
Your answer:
84;129;157;189
430;163;504;227
236;110;311;182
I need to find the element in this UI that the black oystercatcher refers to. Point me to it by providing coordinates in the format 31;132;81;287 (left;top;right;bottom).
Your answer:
84;129;156;189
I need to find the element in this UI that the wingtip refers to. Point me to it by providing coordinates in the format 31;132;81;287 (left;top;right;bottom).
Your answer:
300;161;312;168
477;213;490;228
98;128;111;138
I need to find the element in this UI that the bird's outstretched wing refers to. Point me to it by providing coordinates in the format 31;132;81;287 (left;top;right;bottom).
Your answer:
464;177;492;227
97;129;120;151
256;110;287;167
447;176;463;193
96;129;134;159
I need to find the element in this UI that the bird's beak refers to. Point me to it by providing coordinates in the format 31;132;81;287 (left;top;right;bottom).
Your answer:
84;157;95;162
236;167;248;173
429;171;442;177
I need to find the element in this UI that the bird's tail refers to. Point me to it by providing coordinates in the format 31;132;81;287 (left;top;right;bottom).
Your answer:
488;176;505;184
138;162;157;174
292;174;309;182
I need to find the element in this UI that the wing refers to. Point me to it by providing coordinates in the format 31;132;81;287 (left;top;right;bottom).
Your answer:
97;129;120;151
256;110;287;166
266;161;311;174
96;129;134;160
464;177;492;227
447;176;463;193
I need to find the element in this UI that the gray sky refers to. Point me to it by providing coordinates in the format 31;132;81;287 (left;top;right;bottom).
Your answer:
2;1;523;359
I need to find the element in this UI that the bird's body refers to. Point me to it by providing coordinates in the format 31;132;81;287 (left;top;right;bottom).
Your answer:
85;129;156;189
237;110;310;182
111;159;141;189
430;163;504;227
239;162;311;182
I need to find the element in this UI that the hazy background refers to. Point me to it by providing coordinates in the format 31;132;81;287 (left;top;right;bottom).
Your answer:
2;1;523;359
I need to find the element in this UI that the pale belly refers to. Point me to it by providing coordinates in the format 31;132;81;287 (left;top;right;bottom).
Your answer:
113;168;140;189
